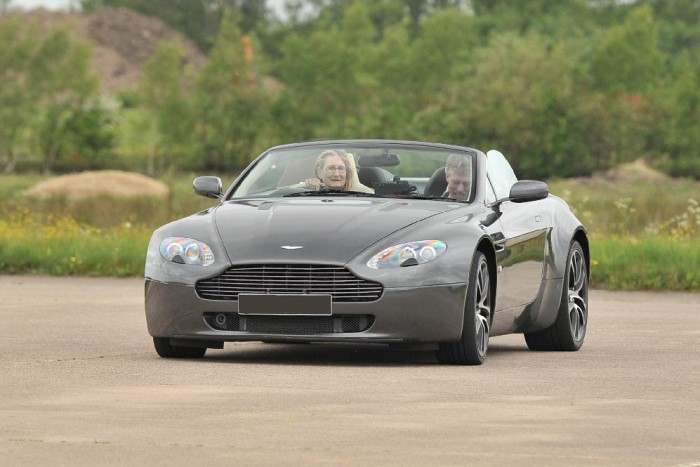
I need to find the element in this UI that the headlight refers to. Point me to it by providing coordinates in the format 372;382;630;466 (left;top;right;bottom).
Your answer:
367;240;447;269
159;237;215;266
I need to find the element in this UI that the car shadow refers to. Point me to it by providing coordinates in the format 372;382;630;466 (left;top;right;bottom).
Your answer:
201;342;530;367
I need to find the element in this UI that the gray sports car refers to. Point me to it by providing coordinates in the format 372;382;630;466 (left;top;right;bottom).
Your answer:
145;140;589;365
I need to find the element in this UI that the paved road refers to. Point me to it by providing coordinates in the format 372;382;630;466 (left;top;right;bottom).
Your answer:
0;276;698;466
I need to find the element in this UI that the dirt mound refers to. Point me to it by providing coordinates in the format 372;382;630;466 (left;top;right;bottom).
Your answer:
603;159;670;184
4;7;206;93
25;170;170;200
87;8;206;92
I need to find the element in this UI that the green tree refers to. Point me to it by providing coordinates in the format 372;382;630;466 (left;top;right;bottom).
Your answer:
194;9;270;171
0;18;37;172
590;5;665;94
140;40;195;174
412;33;610;178
27;27;97;173
656;52;700;178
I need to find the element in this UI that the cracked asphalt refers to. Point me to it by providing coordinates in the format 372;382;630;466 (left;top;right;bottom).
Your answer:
1;275;699;466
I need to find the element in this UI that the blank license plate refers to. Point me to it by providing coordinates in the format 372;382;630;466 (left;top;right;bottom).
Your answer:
238;294;332;316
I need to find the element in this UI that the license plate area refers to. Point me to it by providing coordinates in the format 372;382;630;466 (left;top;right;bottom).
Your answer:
238;294;332;316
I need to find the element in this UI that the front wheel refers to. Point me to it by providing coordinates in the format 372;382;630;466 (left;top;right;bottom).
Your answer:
436;251;492;365
525;240;588;351
153;337;207;359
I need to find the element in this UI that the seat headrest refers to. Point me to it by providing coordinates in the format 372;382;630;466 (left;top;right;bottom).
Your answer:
425;167;447;196
346;153;374;194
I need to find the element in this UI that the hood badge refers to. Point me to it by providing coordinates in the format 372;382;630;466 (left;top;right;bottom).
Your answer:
281;245;303;250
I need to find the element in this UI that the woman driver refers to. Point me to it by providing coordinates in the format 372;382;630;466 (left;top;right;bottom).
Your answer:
305;149;353;191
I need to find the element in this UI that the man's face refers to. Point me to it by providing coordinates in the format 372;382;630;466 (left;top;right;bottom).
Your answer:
446;170;470;199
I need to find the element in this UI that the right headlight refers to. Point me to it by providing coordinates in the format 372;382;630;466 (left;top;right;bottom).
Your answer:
367;240;447;269
159;237;215;266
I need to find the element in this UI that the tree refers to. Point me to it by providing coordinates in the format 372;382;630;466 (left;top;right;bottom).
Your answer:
194;9;270;171
590;5;665;94
27;27;97;173
656;52;700;178
411;33;611;178
0;19;100;174
140;40;195;174
0;18;36;172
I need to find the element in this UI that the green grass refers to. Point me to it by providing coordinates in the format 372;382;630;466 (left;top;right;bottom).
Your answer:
591;235;700;292
548;178;700;235
0;211;151;276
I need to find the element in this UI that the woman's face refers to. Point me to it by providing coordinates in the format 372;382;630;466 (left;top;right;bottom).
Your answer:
319;154;347;189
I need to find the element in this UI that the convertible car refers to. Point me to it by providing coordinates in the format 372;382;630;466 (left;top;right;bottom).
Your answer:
145;140;589;365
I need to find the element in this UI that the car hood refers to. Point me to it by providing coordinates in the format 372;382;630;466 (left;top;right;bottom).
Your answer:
214;198;463;264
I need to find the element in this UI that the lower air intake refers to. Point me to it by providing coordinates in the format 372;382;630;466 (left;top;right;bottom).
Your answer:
204;313;374;334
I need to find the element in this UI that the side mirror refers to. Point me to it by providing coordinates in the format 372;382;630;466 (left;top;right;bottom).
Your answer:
193;176;222;199
509;180;548;203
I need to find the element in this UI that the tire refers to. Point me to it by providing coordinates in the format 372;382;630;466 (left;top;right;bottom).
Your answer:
525;240;588;351
436;251;491;365
153;337;207;359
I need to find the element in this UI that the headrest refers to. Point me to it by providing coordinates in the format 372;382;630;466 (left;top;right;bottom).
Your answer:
346;153;374;194
425;167;447;196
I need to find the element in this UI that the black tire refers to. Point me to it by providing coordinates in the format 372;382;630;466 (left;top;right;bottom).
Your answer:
436;251;492;365
525;240;588;351
153;337;207;359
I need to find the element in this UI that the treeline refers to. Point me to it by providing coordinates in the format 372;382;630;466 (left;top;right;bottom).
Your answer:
1;0;700;179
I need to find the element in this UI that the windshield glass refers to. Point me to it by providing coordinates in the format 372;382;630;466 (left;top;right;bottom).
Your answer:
230;143;476;202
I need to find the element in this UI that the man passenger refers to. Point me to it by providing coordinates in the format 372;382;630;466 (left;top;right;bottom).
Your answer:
443;154;472;199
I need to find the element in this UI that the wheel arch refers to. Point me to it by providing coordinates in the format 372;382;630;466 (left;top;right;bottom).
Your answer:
573;228;590;280
476;236;497;322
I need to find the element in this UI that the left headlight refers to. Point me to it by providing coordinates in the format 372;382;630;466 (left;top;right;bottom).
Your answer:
367;240;447;269
159;237;215;266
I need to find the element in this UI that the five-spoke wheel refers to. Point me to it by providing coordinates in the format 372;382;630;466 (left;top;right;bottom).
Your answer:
525;240;588;351
437;251;492;365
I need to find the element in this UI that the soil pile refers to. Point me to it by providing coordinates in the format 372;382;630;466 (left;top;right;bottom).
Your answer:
603;159;670;184
25;170;170;200
4;7;206;93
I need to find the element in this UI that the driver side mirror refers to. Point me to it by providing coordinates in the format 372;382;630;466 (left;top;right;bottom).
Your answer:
193;176;222;199
509;180;548;203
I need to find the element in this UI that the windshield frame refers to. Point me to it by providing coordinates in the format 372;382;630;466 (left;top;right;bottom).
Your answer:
224;140;481;203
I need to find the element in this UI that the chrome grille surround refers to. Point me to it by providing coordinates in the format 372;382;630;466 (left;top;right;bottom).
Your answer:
195;264;383;302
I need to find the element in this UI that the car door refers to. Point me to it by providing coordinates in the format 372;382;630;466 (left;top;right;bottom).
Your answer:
486;150;547;311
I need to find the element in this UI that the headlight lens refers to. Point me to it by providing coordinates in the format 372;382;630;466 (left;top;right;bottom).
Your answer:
159;237;214;266
367;240;446;269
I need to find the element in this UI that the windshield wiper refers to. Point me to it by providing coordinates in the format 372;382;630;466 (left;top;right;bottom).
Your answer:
283;190;384;198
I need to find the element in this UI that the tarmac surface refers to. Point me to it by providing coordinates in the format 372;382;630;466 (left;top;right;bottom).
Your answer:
1;276;699;466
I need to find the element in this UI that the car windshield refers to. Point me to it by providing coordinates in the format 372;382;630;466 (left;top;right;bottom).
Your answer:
229;143;476;202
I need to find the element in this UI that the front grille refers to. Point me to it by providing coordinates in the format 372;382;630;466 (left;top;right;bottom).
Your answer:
196;264;383;302
203;313;374;334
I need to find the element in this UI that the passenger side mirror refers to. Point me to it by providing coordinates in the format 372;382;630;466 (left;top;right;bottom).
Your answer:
509;180;548;203
193;176;222;199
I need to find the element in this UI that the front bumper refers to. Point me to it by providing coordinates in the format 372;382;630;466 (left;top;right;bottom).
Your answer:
145;279;468;344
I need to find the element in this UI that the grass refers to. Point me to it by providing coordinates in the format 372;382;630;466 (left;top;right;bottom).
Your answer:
1;173;699;291
548;178;699;235
0;209;151;276
590;234;700;291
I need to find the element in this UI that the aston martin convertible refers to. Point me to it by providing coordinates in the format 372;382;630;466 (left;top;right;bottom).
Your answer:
145;140;589;365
